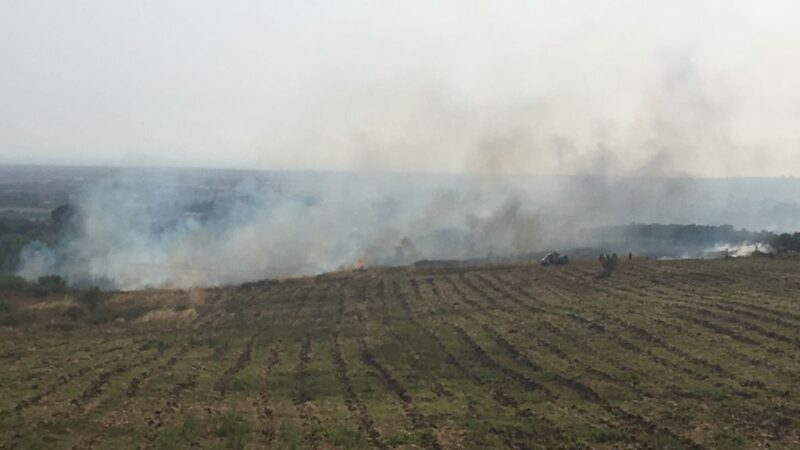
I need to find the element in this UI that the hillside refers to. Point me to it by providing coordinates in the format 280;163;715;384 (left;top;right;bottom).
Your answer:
2;257;800;449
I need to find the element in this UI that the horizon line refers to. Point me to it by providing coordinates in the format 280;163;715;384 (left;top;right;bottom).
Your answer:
2;162;800;181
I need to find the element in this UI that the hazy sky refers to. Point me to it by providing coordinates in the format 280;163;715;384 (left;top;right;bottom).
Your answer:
2;1;800;176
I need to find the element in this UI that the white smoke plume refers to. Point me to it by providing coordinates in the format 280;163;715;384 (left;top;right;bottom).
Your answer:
16;169;546;289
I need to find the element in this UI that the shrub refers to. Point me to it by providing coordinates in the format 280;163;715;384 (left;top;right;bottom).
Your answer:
0;302;32;327
31;286;48;298
63;306;85;321
35;275;68;295
77;287;104;311
0;274;29;292
85;307;115;325
0;234;30;272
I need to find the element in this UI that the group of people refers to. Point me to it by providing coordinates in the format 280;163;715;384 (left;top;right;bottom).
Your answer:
599;252;633;263
598;252;633;277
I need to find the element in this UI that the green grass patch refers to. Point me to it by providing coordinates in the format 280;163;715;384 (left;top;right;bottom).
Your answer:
156;416;198;449
231;370;260;393
713;429;750;449
571;425;630;444
214;412;251;450
320;426;367;448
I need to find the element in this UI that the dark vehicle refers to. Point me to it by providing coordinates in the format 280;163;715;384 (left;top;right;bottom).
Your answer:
540;251;569;266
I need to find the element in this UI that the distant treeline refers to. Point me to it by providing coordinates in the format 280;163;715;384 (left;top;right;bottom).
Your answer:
594;223;800;256
605;223;767;244
601;223;774;246
0;216;49;238
768;232;800;253
591;224;776;258
0;206;68;272
0;218;47;272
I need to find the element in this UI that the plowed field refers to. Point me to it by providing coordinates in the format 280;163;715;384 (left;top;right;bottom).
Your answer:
2;257;800;449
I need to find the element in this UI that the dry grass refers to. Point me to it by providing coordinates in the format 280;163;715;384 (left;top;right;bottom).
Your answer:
24;297;75;311
135;307;199;324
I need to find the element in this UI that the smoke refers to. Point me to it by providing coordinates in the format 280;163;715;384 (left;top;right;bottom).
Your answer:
703;242;773;258
15;166;800;289
13;170;539;289
8;2;800;288
4;1;800;175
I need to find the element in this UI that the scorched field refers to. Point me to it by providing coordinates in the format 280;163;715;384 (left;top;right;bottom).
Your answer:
2;257;800;449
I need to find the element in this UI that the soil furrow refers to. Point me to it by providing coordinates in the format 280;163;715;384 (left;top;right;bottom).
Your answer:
332;334;386;449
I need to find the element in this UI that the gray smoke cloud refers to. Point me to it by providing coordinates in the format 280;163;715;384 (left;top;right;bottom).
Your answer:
15;167;800;290
15;170;546;289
